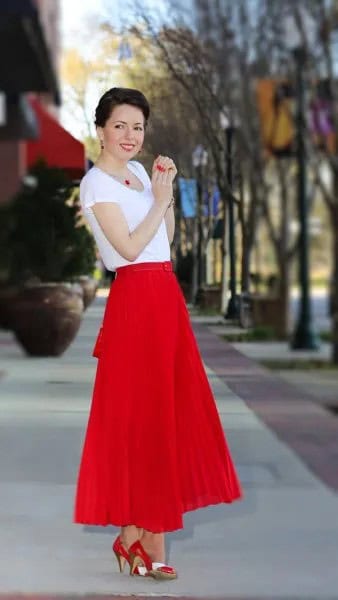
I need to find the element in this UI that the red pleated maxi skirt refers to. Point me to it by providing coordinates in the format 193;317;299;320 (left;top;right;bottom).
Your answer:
74;261;242;533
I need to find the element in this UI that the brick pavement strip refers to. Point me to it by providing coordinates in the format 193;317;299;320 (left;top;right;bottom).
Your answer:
193;323;338;494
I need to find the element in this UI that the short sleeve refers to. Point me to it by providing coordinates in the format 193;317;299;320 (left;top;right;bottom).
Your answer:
129;161;152;187
80;170;120;210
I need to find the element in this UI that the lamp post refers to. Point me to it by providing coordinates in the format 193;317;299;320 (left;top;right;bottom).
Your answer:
220;109;240;320
192;144;208;303
284;13;320;350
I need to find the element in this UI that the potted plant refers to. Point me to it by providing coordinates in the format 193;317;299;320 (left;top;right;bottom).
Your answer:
0;160;97;356
0;209;17;329
68;187;99;310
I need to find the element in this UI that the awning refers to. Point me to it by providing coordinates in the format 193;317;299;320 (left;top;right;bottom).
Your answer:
0;0;60;104
26;98;86;180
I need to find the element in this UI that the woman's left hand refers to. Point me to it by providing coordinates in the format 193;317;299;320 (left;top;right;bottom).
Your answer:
152;155;178;182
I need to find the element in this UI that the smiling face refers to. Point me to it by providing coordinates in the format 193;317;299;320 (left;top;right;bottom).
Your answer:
97;103;145;162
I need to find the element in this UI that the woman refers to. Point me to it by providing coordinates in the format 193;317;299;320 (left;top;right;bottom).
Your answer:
74;87;242;581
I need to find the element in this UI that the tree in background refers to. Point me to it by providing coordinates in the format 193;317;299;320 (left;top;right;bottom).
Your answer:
60;21;204;290
297;0;338;362
133;2;302;330
61;1;337;358
140;0;336;342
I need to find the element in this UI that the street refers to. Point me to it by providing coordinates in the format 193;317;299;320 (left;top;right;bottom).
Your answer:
290;289;330;332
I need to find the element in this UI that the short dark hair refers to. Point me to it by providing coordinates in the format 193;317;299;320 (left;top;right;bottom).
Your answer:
95;87;150;127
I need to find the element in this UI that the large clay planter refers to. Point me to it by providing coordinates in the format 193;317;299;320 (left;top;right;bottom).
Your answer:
251;294;289;338
0;284;19;330
11;282;84;356
77;276;98;310
196;286;222;310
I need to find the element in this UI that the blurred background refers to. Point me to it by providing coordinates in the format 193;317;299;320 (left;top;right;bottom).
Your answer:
1;2;338;596
0;0;338;361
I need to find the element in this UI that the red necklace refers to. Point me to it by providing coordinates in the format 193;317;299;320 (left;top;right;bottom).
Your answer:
97;165;131;186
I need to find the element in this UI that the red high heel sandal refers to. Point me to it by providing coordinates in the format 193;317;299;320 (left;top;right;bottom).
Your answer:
128;540;178;580
112;536;150;577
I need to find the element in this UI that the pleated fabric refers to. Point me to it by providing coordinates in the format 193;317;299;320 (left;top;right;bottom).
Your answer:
74;261;242;533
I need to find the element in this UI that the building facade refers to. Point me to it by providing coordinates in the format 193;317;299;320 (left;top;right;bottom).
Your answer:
0;0;61;204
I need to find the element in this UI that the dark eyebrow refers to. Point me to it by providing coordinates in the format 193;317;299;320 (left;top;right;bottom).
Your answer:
113;120;144;125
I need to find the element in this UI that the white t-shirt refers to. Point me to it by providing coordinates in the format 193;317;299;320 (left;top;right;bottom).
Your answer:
80;160;171;271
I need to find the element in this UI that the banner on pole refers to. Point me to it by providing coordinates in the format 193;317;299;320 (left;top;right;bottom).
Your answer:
178;177;197;218
256;78;336;156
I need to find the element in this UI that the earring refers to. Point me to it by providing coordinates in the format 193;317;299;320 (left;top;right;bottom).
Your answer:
100;140;104;149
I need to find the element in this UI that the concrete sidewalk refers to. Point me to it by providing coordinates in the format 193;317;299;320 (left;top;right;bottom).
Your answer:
0;297;338;598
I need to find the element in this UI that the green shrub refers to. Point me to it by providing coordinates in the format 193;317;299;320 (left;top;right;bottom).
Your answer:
320;330;332;342
247;325;277;340
222;325;278;342
0;160;96;284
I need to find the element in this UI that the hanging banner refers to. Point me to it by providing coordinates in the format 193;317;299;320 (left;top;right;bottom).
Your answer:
256;79;295;157
309;79;335;154
203;185;221;217
256;78;336;157
178;179;221;218
178;177;197;218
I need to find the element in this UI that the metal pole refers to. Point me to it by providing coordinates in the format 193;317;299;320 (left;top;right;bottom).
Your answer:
191;211;199;304
191;165;202;304
291;47;319;349
196;166;203;291
225;126;239;319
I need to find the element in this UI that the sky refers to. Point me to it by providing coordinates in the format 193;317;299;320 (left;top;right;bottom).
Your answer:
60;0;170;48
59;0;173;138
60;0;115;138
61;0;110;51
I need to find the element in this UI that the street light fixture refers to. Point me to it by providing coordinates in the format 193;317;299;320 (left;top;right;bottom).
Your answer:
192;144;208;169
284;11;320;350
220;107;240;320
191;144;208;303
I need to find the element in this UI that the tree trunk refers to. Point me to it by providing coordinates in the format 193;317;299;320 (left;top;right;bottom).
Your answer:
277;253;290;338
240;175;259;293
332;205;338;363
191;216;199;304
241;241;250;293
220;197;228;313
277;162;291;337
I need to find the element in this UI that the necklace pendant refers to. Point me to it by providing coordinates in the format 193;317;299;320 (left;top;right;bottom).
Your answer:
125;179;130;185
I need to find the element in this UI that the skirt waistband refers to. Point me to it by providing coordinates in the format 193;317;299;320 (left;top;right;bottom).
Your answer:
115;261;173;275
